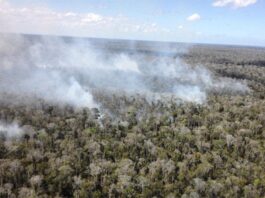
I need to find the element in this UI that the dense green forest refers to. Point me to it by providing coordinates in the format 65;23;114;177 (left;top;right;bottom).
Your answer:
0;43;265;198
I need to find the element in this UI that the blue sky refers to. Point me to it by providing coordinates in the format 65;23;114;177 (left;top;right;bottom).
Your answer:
1;0;265;46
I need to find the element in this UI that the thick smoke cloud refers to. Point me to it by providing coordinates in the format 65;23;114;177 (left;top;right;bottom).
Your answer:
0;33;249;108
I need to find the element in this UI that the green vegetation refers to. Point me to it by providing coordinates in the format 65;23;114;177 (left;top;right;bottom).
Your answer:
0;44;265;197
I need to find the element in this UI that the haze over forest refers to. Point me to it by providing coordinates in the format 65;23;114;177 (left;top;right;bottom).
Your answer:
0;0;265;197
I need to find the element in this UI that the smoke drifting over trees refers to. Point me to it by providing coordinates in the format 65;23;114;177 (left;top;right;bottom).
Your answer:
0;33;265;197
0;122;22;139
0;34;248;108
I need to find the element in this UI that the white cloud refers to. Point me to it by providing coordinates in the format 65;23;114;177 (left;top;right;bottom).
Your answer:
80;13;103;24
0;1;169;39
178;25;184;29
187;13;201;22
213;0;257;8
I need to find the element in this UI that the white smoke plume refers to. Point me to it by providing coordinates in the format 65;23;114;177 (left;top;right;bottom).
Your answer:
0;34;97;108
0;122;22;139
0;33;249;108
